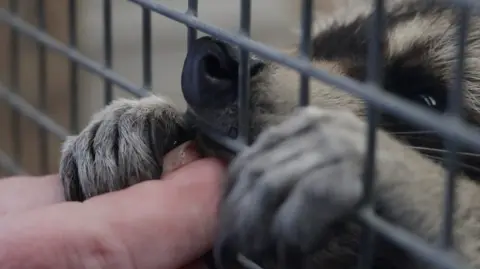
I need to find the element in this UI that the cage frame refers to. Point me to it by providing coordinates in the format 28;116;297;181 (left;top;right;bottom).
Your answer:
1;0;479;268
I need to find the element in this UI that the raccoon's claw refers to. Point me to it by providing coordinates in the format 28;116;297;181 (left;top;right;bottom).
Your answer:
216;107;367;268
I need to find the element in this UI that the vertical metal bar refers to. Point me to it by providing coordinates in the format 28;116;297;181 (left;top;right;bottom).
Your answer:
69;0;79;133
104;0;113;104
238;0;252;145
440;8;469;249
187;0;198;52
358;0;385;268
37;0;48;173
299;0;313;106
142;7;152;90
9;0;21;164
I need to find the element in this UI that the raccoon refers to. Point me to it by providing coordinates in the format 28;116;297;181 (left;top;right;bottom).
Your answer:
59;0;480;268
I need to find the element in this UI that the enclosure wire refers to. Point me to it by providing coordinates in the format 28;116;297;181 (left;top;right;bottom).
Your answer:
0;9;150;98
298;0;313;106
68;0;79;133
37;0;49;174
1;1;479;269
103;0;113;104
0;150;26;175
125;1;480;269
357;0;386;268
7;0;21;165
125;0;480;155
187;0;198;52
0;82;69;139
440;7;470;249
142;6;152;89
238;0;252;145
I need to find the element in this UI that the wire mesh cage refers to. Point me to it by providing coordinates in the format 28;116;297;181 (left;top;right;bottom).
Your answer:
1;0;480;269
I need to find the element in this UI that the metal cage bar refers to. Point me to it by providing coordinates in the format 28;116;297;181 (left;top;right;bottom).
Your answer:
187;0;198;52
8;0;21;164
37;0;48;174
103;0;113;104
142;6;152;90
127;0;480;155
0;0;479;269
68;0;79;133
357;0;386;268
440;7;470;249
238;0;252;145
0;10;149;98
298;0;313;106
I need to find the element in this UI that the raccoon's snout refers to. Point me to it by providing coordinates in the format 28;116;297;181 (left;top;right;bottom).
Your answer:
181;36;265;109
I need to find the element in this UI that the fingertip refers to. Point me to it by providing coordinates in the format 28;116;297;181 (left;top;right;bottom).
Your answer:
0;174;64;215
162;156;227;183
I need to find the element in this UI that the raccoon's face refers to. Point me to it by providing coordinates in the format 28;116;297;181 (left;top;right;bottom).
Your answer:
181;0;480;179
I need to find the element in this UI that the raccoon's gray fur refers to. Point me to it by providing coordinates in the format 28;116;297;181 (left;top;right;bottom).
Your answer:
59;0;480;268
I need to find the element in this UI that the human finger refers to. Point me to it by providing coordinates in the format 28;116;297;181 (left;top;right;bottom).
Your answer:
0;141;202;215
0;174;63;216
0;158;225;269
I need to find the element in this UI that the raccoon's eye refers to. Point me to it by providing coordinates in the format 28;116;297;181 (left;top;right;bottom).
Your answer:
401;90;447;112
419;94;438;108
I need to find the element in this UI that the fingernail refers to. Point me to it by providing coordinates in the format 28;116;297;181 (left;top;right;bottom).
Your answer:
162;141;202;175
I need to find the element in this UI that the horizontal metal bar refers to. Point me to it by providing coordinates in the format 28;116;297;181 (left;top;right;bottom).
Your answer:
0;82;69;139
128;0;480;154
433;0;480;10
358;208;471;269
0;149;26;175
0;9;149;98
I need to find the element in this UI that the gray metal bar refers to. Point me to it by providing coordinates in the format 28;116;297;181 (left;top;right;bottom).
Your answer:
187;0;198;52
142;6;152;89
37;0;49;174
126;0;480;155
358;0;386;268
237;0;252;145
8;1;21;164
69;0;79;133
104;0;113;104
359;208;472;269
440;8;470;249
0;82;69;140
0;150;26;175
0;9;149;98
299;0;313;106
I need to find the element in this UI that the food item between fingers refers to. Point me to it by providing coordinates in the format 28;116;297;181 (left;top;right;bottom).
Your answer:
162;141;203;176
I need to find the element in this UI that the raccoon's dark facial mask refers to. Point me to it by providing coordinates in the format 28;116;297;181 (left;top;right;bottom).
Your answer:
352;62;480;180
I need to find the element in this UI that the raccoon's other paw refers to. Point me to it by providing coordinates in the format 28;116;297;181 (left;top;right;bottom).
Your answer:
217;107;367;267
59;95;191;202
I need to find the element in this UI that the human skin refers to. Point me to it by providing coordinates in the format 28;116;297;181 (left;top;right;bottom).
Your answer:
0;142;226;269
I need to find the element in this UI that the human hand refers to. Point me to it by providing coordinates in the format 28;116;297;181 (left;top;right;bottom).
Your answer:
0;141;226;269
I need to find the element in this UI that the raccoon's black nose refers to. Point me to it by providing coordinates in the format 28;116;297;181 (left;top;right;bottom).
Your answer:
181;36;265;108
181;36;238;108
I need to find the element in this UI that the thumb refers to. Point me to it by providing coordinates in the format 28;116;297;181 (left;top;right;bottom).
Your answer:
0;158;226;269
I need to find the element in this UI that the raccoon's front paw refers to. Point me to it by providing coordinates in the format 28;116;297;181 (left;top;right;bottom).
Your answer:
217;107;368;268
59;96;191;201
